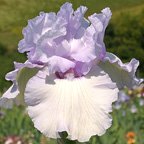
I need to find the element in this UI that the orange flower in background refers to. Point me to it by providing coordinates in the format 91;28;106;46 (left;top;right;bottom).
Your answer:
127;138;135;144
126;131;136;144
126;131;135;139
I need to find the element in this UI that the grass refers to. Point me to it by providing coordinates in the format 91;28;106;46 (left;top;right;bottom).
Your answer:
1;0;144;50
0;90;144;144
0;0;144;91
0;0;143;43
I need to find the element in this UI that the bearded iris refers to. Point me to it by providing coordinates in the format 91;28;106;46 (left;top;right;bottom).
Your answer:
0;2;142;142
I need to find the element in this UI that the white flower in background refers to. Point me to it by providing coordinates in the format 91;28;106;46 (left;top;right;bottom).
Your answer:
0;110;5;119
0;2;142;142
113;90;130;110
122;111;126;117
130;105;137;113
139;98;144;106
118;91;130;103
113;101;121;110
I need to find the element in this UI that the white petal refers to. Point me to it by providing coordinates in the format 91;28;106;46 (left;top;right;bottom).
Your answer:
24;66;118;142
99;52;143;89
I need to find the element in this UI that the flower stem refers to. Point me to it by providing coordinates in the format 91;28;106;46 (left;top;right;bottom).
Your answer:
57;138;77;144
56;132;77;144
56;132;91;144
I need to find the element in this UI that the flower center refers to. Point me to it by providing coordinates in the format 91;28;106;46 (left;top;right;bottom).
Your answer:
55;68;82;79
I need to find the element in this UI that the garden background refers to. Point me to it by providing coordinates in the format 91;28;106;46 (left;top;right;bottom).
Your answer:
0;0;144;144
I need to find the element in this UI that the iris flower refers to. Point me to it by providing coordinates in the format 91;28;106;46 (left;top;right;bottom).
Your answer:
0;2;142;142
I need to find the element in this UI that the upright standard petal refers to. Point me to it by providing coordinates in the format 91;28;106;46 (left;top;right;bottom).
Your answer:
24;66;118;142
99;52;143;89
18;12;66;54
18;12;54;52
18;3;112;76
88;8;112;60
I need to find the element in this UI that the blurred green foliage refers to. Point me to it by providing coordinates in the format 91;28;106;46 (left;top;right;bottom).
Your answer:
0;96;144;144
105;11;144;75
0;0;144;92
0;106;46;144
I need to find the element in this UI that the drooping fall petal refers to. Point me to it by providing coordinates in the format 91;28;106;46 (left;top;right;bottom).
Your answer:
24;66;118;142
99;52;143;89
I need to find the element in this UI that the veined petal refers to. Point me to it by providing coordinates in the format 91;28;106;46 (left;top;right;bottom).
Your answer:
24;66;118;142
99;52;143;89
